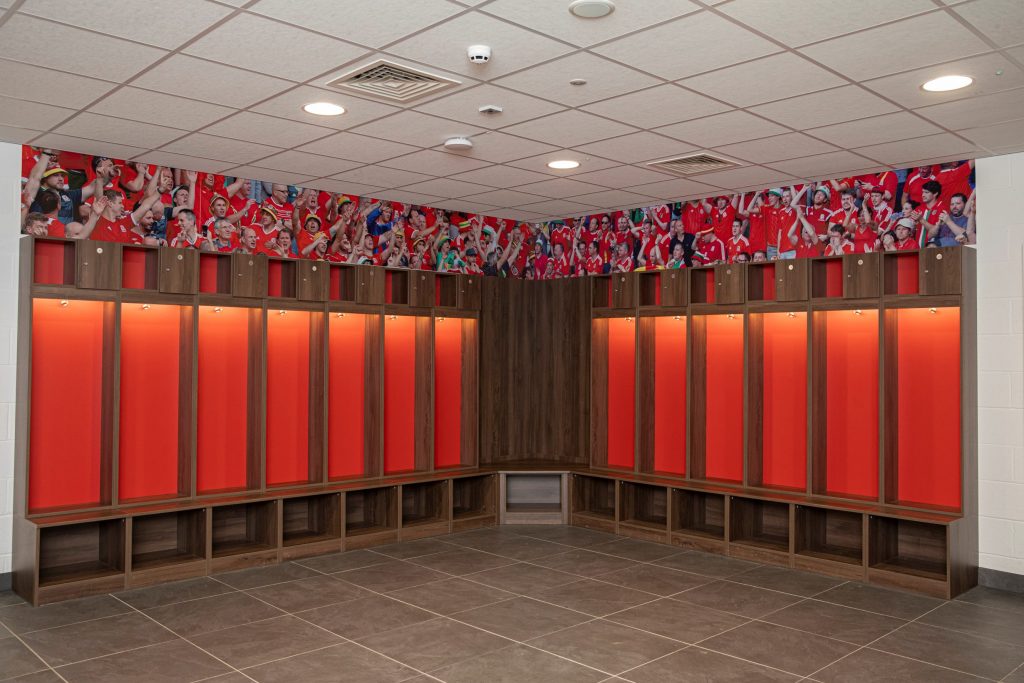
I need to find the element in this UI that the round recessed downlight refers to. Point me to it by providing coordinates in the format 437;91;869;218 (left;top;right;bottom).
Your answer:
569;0;615;18
548;159;580;170
922;75;973;92
303;102;345;116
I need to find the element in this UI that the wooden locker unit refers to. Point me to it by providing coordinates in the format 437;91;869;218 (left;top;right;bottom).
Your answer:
451;474;497;532
842;252;881;298
280;493;342;560
267;257;297;299
409;271;435;308
231;252;268;298
590;315;636;471
76;240;121;290
400;480;450;540
128;509;206;587
776;259;810;301
459;274;482;310
714;264;746;304
434;315;479;470
345;486;399;549
611;272;638;309
296;260;329;302
383;314;432;475
671;489;726;553
618;482;669;543
158;248;199;294
121;246;158;290
637;313;686;476
570;474;617;533
327;308;382;480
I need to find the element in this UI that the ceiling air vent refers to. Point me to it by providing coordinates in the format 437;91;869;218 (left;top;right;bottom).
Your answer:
325;59;461;103
647;153;736;176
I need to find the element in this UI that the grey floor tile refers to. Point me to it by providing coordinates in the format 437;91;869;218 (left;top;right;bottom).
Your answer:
245;574;370;613
0;638;48;680
533;548;639;578
763;599;906;645
144;591;284;638
814;582;944;620
465;562;579;594
294;549;392;573
623;646;799;682
955;586;1024;616
607;598;747;643
728;565;844;597
815;648;986;682
407;547;517;576
189;614;340;669
446;532;568;560
244;641;418;683
337;560;449;593
369;537;457;560
918;600;1024;647
1004;663;1024;682
20;611;176;667
297;594;434;639
527;619;682;675
432;643;606;683
116;577;235;611
454;596;591;641
195;675;252;683
595;563;710;596
587;538;682;563
673;580;802;618
652;551;759;578
213;562;320;590
356;617;511;672
4;672;64;683
387;577;514;616
54;639;230;683
0;595;131;635
512;526;618;548
872;622;1024;680
528;579;654;617
0;592;26;607
700;620;856;677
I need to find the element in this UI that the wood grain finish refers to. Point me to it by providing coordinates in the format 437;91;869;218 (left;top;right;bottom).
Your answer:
159;248;198;294
77;241;121;290
776;259;809;301
459;275;482;311
715;264;746;304
231;253;268;298
410;272;435;308
297;261;329;302
843;252;880;299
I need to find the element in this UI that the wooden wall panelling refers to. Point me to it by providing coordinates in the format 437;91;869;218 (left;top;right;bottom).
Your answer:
688;315;707;480
462;318;479;468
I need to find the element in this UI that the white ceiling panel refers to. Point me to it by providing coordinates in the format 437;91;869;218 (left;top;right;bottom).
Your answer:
571;165;675;188
331;166;436;189
623;178;719;200
959;118;1024;152
160;133;283;165
89;87;235;131
915;87;1024;130
128;150;237;174
493;52;660;107
506;151;620;176
310;179;385;197
852;133;983;166
380;149;492;176
30;134;148;163
0;125;44;145
352;110;483;147
862;53;1024;110
714;133;839;164
132;55;293;109
0;60;117;110
458;189;549;207
574;132;698;164
515;198;601;216
448;165;551;187
511;177;612;198
251;86;400;131
413;84;566;129
680;52;847;108
398;177;493;198
655;110;788;147
438;131;557;163
953;0;1024;47
223;165;317;186
750;86;899;130
568;190;661;209
201;111;335;148
299;132;417;164
581;84;731;130
256;150;361;177
768;151;881;179
690;165;798;190
594;12;778;81
371;190;446;205
501;111;637;148
0;96;74;131
54;112;186;149
808;112;944;149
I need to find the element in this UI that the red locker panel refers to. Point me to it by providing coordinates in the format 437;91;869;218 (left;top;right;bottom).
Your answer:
328;313;368;480
384;315;417;474
266;310;311;486
33;242;68;285
434;318;462;469
654;316;685;475
705;315;743;482
826;309;879;499
896;307;961;509
29;299;106;512
762;312;807;490
607;317;636;469
121;249;148;290
119;304;182;501
197;306;250;493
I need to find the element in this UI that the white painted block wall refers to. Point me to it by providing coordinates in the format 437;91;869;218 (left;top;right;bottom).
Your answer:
0;143;1021;580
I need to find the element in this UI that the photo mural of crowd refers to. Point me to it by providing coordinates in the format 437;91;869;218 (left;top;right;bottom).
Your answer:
20;145;976;278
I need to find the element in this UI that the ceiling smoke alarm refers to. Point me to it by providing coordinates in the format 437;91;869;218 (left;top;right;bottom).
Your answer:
444;137;474;151
478;104;504;114
569;0;615;19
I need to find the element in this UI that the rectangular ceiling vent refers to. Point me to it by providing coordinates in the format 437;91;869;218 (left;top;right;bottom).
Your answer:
325;59;461;103
647;153;736;176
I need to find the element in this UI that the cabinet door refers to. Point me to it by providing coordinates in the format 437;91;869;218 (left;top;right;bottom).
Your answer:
919;247;961;296
356;265;385;305
410;271;435;308
296;260;329;301
76;241;121;289
158;248;198;294
611;273;637;309
775;259;809;301
714;264;745;304
842;253;880;299
231;253;267;298
660;270;688;307
459;275;482;311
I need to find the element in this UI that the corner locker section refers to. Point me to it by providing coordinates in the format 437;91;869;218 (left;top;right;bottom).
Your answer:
265;307;325;487
638;314;686;476
196;305;262;495
119;302;193;503
29;298;116;513
434;315;478;470
690;313;744;483
591;316;636;470
328;310;381;480
383;314;432;475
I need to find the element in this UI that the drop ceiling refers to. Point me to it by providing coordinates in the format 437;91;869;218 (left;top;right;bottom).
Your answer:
1;0;1022;221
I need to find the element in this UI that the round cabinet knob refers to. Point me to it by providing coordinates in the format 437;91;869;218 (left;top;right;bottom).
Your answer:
726;269;732;274
96;247;103;254
620;277;625;282
164;267;171;272
936;253;943;261
177;254;183;261
248;260;254;266
787;264;794;271
311;265;317;271
857;259;864;265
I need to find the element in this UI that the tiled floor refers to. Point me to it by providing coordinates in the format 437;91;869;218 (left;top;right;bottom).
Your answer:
2;525;1024;682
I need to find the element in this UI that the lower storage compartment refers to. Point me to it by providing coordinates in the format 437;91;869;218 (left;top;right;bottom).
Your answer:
729;498;790;563
671;489;726;552
39;520;126;589
282;494;342;558
868;517;949;595
130;510;206;575
571;475;617;533
794;507;864;579
211;502;277;565
401;481;449;540
345;487;398;548
503;473;565;524
618;482;668;542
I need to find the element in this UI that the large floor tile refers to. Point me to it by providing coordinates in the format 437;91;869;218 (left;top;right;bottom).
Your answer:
814;582;944;620
0;595;130;635
116;577;235;611
454;596;591;640
533;549;639;578
144;592;284;638
727;566;844;597
0;638;49;680
244;642;418;683
763;599;906;645
871;622;1024;680
53;639;230;683
387;577;513;616
623;646;799;682
465;562;579;594
189;614;340;669
336;560;448;593
446;531;568;560
673;580;802;618
431;643;606;683
607;598;746;643
4;671;64;683
213;563;320;590
814;647;986;683
595;563;709;596
917;600;1024;647
369;537;457;560
700;621;856;677
407;547;516;576
356;617;511;672
527;619;682;675
0;592;26;607
587;538;682;563
955;585;1024;617
245;575;370;613
652;551;759;578
296;594;434;639
512;526;618;548
293;549;392;574
20;612;176;667
528;579;654;617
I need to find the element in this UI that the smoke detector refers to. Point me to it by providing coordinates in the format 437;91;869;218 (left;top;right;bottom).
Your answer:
569;0;615;18
444;137;474;151
478;104;504;114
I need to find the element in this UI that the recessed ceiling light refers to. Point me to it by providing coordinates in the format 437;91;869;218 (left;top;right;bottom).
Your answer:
444;137;474;151
569;78;587;86
569;0;615;19
548;159;580;170
303;102;345;116
921;75;973;92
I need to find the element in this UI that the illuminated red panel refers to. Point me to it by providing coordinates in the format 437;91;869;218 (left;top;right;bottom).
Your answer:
653;316;685;475
384;316;417;474
266;310;310;486
607;317;636;469
761;312;806;490
704;315;743;482
328;313;367;479
434;318;462;468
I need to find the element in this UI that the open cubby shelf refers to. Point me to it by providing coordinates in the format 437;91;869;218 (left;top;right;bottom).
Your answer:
121;247;158;290
130;510;205;572
39;520;125;587
401;481;448;527
795;506;863;565
869;516;948;581
283;494;341;547
345;487;398;537
572;475;616;521
386;270;410;305
453;475;496;520
619;482;668;530
672;489;726;541
211;502;276;558
730;498;790;553
198;253;232;295
268;259;297;298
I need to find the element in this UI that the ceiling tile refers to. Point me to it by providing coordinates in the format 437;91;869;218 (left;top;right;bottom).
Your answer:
371;190;446;205
501;110;637;147
571;166;675;188
954;0;1024;47
514;198;599;216
430;199;501;213
487;208;545;221
159;133;282;164
201;111;335;147
223;165;317;186
0;59;116;109
388;11;572;80
331;166;436;188
257;150;362;177
655;110;788;147
492;53;660;106
458;189;548;206
915;86;1024;130
623;178;719;200
799;12;990;81
298;132;417;163
309;178;385;196
568;190;661;209
958;117;1024;150
437;131;557;163
0;96;74;131
862;53;1024;109
680;52;847;108
251;0;461;48
690;165;798;190
573;132;698;164
30;133;147;162
251;86;400;130
719;0;936;46
852;132;983;166
749;86;899;129
414;84;565;129
184;13;369;81
88;87;235;130
19;0;232;50
308;51;477;107
54;112;185;149
128;150;236;174
379;149;491;175
807;111;944;148
482;0;700;48
767;151;881;179
352;110;483;147
714;133;839;164
398;177;493;198
132;55;293;109
505;151;619;176
581;84;731;129
449;165;551;187
0;125;44;145
0;14;166;81
595;13;778;81
511;177;611;198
